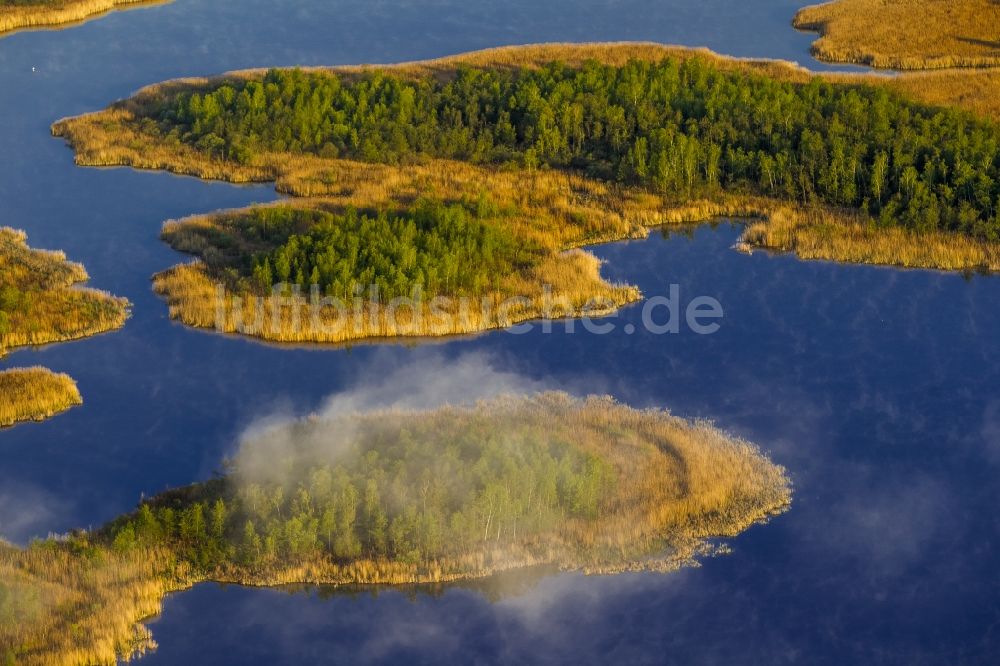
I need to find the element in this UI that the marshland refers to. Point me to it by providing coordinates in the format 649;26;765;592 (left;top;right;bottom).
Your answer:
795;0;1000;70
2;394;790;665
0;227;128;427
0;227;129;357
51;48;1000;344
2;0;1000;664
0;367;81;427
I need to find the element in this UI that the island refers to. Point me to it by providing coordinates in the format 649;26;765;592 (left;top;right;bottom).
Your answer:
50;44;1000;345
0;392;791;665
0;0;167;36
153;197;641;344
795;0;1000;70
0;227;129;427
0;367;80;427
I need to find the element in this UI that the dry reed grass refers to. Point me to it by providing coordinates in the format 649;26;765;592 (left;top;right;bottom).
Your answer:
0;227;130;356
52;108;664;343
151;251;639;345
794;0;1000;70
741;206;1000;271
336;41;1000;123
0;541;191;666
0;367;81;428
0;0;166;36
0;228;128;426
888;68;1000;121
47;39;1000;122
153;189;999;347
146;185;812;345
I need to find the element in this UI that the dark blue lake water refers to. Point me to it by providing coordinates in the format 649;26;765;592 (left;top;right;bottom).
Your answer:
1;1;997;663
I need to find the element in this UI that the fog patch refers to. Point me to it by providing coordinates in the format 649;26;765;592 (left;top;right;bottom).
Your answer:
810;472;953;576
234;352;550;487
0;480;67;544
980;400;1000;464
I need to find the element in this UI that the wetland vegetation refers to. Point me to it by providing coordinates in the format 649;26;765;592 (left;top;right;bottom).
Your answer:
0;367;81;427
0;0;167;36
795;0;1000;70
51;45;1000;345
0;227;129;356
793;1;1000;123
1;393;791;665
0;227;129;427
4;3;994;664
154;194;639;344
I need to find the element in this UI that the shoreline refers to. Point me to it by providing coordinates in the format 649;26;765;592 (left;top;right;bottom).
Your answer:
0;0;168;37
49;41;1000;121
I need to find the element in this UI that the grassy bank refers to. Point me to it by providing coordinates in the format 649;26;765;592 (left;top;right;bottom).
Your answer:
0;0;166;36
794;0;1000;70
1;393;791;665
0;367;81;428
161;191;1000;342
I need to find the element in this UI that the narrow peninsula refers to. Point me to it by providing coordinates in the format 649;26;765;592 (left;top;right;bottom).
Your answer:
0;393;791;665
0;0;167;36
0;227;129;427
52;44;1000;344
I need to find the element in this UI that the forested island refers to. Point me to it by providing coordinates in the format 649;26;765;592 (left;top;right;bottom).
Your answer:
795;0;1000;70
154;193;641;343
1;393;791;665
52;44;1000;343
0;227;129;427
0;0;166;36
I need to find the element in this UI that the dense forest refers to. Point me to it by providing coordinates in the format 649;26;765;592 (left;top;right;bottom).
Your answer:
151;58;1000;239
231;199;526;297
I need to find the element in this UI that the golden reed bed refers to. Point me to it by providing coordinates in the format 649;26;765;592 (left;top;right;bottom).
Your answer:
0;227;129;426
0;0;166;36
50;44;1000;295
0;227;130;357
0;367;81;427
794;0;1000;70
